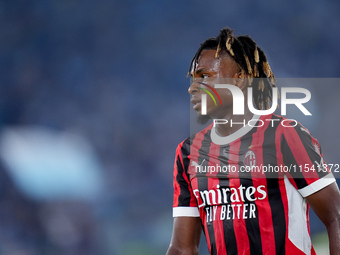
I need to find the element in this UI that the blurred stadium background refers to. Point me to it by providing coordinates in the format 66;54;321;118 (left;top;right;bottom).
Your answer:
0;0;339;254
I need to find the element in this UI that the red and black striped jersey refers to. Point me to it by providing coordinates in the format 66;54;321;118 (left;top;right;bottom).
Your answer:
172;114;335;255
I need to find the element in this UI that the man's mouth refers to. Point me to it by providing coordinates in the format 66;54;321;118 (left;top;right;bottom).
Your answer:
191;99;201;110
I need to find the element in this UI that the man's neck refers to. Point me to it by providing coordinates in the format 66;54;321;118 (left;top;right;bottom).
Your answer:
214;110;254;137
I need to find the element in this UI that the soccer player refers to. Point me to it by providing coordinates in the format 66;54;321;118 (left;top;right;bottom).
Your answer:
166;28;340;255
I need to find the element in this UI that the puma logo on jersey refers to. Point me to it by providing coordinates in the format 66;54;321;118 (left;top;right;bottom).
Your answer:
191;159;206;167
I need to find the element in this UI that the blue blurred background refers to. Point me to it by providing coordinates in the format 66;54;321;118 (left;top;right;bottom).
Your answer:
0;0;339;254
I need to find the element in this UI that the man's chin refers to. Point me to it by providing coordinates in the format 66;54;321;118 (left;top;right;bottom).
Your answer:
197;114;211;125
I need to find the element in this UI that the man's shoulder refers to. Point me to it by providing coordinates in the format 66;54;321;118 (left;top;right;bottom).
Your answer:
260;113;309;133
269;114;312;136
177;124;214;147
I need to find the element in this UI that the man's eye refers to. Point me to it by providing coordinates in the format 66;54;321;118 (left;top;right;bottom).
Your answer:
202;74;209;79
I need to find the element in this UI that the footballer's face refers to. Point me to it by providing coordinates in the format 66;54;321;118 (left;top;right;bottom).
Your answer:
188;49;242;123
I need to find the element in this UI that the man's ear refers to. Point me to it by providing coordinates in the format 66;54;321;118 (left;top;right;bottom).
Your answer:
234;72;249;91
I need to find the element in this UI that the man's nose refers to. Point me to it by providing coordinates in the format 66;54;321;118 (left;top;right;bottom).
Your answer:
188;81;200;95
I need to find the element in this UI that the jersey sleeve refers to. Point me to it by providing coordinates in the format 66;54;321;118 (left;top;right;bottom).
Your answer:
280;121;335;197
172;139;199;217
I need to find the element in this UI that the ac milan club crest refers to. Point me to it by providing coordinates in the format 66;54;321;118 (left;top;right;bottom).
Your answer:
244;150;257;168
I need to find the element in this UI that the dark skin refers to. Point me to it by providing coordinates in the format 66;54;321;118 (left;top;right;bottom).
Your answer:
307;183;340;255
167;217;202;255
188;50;253;137
166;49;340;255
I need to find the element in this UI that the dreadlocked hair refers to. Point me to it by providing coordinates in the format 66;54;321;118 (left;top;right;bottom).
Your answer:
188;28;277;110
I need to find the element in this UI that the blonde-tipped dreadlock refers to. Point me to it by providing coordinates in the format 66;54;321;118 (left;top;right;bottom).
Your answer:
244;54;253;75
258;79;265;92
188;27;277;111
226;36;235;56
254;64;259;78
263;62;272;79
254;47;260;63
215;44;221;58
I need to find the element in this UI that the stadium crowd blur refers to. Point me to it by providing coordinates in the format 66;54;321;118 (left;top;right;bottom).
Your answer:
0;0;339;254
